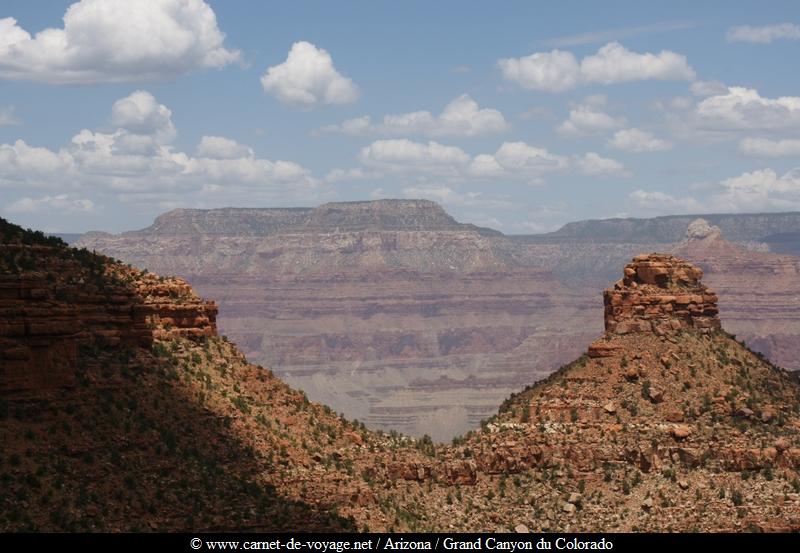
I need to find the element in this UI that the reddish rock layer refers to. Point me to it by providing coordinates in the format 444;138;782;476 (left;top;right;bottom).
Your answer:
674;220;800;370
602;253;721;337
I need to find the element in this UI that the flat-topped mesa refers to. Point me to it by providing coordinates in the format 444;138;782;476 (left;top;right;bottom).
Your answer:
119;199;502;237
602;253;721;336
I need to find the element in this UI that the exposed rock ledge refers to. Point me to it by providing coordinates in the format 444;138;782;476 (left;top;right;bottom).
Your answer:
599;253;720;339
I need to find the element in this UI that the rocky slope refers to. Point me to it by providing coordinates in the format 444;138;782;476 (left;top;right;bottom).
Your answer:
76;202;800;439
385;254;800;532
0;218;351;531
0;217;439;532
4;219;800;532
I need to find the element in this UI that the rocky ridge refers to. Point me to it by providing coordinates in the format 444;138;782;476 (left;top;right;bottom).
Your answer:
0;225;216;393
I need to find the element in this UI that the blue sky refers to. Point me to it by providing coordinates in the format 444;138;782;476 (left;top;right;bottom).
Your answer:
1;0;799;233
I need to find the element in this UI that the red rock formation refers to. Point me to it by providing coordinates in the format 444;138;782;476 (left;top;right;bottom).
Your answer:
74;203;800;440
602;253;721;336
5;222;800;533
134;273;218;341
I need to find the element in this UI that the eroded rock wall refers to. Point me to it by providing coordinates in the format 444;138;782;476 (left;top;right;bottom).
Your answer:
0;244;216;393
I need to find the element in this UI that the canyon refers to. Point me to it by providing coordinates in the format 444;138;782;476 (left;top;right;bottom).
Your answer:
76;201;800;440
3;217;800;532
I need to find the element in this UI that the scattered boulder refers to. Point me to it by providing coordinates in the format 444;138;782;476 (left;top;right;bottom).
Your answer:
671;425;692;440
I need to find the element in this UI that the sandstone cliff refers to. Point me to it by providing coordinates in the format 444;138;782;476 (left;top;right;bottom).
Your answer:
385;254;800;532
601;253;720;336
1;220;216;394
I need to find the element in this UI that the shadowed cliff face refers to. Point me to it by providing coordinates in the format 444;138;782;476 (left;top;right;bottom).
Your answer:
0;218;359;532
76;202;800;440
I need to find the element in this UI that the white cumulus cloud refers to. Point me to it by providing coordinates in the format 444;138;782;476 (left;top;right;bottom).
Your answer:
575;152;630;177
629;167;800;215
337;138;624;184
466;142;568;180
196;136;254;159
260;41;359;109
608;128;673;152
580;42;695;84
0;0;240;84
359;139;470;175
727;23;800;43
694;86;800;133
0;91;322;209
5;194;95;214
497;49;581;92
739;137;800;157
482;141;568;175
712;168;800;211
499;42;694;92
110;90;176;143
0;140;74;184
557;102;625;137
315;95;508;137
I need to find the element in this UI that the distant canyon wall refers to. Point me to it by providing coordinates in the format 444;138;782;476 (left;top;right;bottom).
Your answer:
78;201;800;439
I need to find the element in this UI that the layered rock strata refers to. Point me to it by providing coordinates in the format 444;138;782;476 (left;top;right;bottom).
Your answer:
0;242;216;393
76;203;800;438
602;254;721;336
674;219;800;370
77;201;596;440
